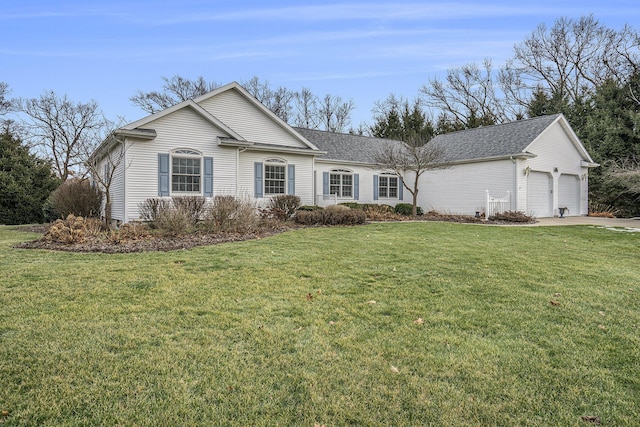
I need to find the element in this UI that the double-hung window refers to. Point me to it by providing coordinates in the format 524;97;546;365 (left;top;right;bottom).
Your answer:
378;175;398;198
329;170;353;197
264;159;286;195
172;150;201;193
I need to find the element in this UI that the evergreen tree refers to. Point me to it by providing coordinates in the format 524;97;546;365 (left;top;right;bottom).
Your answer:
0;129;59;224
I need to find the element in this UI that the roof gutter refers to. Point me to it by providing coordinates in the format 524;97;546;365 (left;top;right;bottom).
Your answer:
581;160;600;168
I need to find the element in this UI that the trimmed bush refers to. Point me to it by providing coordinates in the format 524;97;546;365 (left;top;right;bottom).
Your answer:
48;179;102;219
394;203;423;216
295;205;366;226
298;205;323;212
364;204;402;221
488;210;534;223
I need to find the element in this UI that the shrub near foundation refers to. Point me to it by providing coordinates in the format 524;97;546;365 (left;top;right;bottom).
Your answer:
488;210;534;223
267;195;301;220
295;204;366;226
394;203;423;216
202;195;259;233
138;198;171;228
48;179;102;219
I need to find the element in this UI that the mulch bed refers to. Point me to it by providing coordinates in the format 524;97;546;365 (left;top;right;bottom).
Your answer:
13;227;294;254
12;213;534;254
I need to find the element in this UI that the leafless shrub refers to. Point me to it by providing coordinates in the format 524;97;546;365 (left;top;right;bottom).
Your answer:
267;195;301;220
49;179;102;219
202;196;258;233
138;198;172;226
172;196;207;225
154;207;192;236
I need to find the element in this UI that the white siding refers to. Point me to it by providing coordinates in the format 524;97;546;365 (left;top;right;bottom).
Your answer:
198;90;309;149
313;162;407;207
524;121;590;215
110;153;126;221
96;147;126;222
418;160;513;215
124;106;237;221
238;151;315;206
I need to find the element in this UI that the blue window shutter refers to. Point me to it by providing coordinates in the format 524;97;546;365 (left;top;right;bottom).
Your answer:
158;153;170;196
254;162;263;198
354;174;359;200
373;175;379;201
322;172;329;196
398;177;403;200
204;157;213;197
287;164;295;195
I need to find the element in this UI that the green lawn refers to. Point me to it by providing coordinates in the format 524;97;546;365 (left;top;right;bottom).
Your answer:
1;223;638;426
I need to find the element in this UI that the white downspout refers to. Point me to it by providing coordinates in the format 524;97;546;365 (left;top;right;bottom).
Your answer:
509;156;517;211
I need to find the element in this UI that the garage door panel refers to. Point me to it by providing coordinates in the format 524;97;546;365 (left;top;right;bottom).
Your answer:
527;171;552;217
559;174;580;216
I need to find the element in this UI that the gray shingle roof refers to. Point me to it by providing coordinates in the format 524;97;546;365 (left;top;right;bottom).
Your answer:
430;114;561;162
295;114;561;164
294;127;403;163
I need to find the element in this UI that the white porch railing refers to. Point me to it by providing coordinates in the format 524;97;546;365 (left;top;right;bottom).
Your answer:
486;190;511;218
316;193;338;206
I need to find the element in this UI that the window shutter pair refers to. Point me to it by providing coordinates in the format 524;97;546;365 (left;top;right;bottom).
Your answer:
373;175;403;200
254;162;295;198
158;154;213;197
323;172;359;200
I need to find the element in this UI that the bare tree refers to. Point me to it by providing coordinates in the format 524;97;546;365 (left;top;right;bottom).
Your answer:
318;94;354;132
130;75;219;114
375;134;447;216
421;59;515;128
242;76;296;123
85;133;128;227
130;75;355;129
0;82;11;116
293;87;319;128
504;15;640;105
18;91;112;181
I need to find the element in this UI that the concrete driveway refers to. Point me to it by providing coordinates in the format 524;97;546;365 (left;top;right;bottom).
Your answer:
531;216;640;230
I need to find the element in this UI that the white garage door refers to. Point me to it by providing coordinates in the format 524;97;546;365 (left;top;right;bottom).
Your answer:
559;174;580;216
527;171;552;217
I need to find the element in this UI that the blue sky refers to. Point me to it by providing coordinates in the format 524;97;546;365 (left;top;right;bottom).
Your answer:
2;1;638;128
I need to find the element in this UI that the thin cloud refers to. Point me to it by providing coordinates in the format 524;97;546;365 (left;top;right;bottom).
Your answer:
139;3;569;26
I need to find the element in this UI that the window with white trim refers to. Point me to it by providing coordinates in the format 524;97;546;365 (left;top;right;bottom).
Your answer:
378;175;398;198
329;169;353;197
264;159;286;195
172;149;201;193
